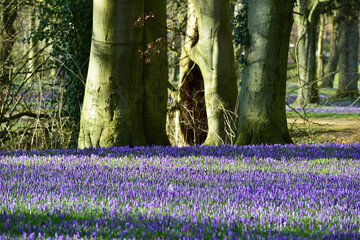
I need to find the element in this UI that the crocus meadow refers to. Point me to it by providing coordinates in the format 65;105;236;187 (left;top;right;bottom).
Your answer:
286;93;360;115
1;144;360;239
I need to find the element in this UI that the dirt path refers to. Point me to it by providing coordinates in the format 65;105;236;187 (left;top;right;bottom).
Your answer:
287;117;360;143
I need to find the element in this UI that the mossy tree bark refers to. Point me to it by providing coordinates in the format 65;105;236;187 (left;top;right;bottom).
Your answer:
294;0;319;107
188;0;238;145
335;1;359;97
235;0;293;145
321;12;339;88
78;0;169;148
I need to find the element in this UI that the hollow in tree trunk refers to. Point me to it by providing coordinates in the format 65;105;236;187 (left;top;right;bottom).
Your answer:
176;2;207;146
189;0;238;145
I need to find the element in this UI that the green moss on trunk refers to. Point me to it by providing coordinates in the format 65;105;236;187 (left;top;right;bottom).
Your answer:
235;0;293;146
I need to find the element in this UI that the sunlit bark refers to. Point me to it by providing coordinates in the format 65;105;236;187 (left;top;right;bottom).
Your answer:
235;0;293;145
78;0;169;148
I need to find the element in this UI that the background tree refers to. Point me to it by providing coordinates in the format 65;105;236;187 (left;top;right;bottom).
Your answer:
78;0;169;148
33;0;93;147
235;0;293;145
294;0;320;107
316;13;325;82
1;0;18;87
321;10;339;88
233;0;249;79
335;0;359;97
0;0;73;150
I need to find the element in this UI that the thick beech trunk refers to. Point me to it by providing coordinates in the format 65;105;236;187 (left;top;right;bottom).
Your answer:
321;12;339;88
78;0;169;148
294;0;319;107
235;0;293;145
189;0;238;145
335;1;359;97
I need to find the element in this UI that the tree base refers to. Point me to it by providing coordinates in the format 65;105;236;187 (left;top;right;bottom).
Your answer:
235;122;293;146
333;90;359;98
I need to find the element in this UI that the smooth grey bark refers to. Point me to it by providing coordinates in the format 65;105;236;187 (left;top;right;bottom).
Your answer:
321;12;339;88
78;0;169;148
235;0;293;145
189;0;238;145
335;1;359;97
316;14;325;81
294;0;319;107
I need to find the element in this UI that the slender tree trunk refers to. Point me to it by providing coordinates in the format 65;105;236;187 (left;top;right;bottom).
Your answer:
27;0;38;78
0;0;18;85
294;0;319;107
0;0;18;120
235;0;293;145
321;12;339;88
190;0;238;145
335;1;359;97
177;2;207;146
316;14;325;82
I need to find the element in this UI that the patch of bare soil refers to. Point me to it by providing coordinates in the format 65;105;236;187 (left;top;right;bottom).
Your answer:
287;117;360;144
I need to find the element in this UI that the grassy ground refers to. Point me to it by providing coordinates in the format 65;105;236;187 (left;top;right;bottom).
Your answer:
288;117;360;144
286;63;360;144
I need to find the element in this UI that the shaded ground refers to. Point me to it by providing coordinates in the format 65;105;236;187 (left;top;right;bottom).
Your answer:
288;117;360;144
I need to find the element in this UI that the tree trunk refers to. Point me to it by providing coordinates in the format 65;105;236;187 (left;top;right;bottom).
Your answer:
0;0;18;85
27;0;38;78
235;0;293;145
78;0;169;148
321;12;339;88
0;0;18;121
294;0;319;107
190;0;238;145
316;14;325;82
176;1;207;146
142;0;170;145
335;1;359;97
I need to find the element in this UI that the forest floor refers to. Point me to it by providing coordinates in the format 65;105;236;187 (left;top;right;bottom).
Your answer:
288;116;360;144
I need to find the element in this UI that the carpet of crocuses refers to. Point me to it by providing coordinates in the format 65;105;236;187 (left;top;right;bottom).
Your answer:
1;144;360;239
286;93;360;115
